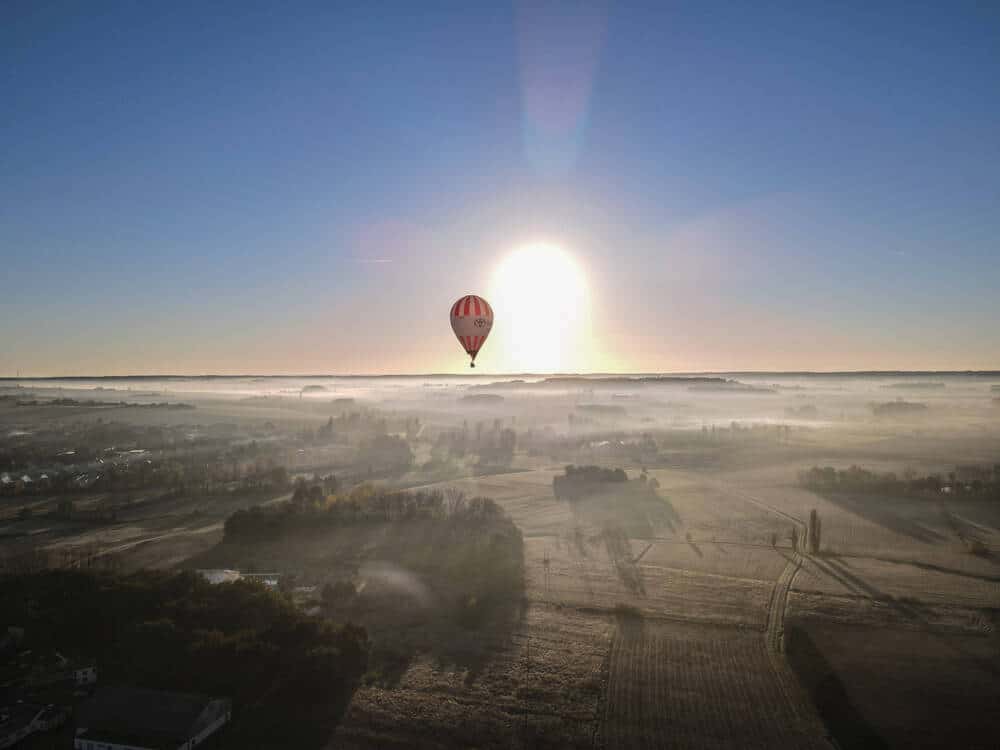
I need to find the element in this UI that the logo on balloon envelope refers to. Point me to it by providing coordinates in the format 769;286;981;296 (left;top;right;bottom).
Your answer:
450;295;493;368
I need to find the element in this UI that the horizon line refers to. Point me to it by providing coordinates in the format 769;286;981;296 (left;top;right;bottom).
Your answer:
2;370;1000;380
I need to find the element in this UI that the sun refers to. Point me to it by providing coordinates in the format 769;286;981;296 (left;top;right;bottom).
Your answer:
488;243;589;372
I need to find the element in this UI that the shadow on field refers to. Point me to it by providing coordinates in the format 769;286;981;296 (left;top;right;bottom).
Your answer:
568;484;682;540
613;603;645;641
817;556;924;621
808;556;1000;679
656;493;682;533
786;627;888;749
601;525;646;595
816;492;947;544
858;555;1000;583
336;563;527;689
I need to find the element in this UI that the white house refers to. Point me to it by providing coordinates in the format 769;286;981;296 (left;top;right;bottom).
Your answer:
72;663;98;686
195;569;242;585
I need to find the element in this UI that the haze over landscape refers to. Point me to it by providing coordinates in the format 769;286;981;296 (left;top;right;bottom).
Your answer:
2;3;999;750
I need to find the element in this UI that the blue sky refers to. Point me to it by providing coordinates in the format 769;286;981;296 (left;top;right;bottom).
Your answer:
2;1;998;374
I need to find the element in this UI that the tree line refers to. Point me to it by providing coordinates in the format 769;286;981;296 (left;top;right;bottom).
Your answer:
0;569;368;748
800;464;1000;499
225;484;514;541
553;464;628;500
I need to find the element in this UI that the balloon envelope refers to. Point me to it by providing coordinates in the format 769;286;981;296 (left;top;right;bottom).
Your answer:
450;295;493;366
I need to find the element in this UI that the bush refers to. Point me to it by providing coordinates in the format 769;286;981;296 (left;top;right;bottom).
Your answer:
553;465;628;500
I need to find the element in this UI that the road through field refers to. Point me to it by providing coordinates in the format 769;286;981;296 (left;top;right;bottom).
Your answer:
343;467;837;748
714;478;836;744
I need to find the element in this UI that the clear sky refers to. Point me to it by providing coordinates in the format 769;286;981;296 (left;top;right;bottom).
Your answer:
2;1;999;375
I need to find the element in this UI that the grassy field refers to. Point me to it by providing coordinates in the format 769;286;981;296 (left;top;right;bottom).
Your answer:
787;623;1000;750
341;458;998;749
5;377;1000;748
601;617;828;750
333;604;609;749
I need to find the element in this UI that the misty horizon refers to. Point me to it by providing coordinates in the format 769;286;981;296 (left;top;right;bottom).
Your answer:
5;370;1000;381
2;2;998;748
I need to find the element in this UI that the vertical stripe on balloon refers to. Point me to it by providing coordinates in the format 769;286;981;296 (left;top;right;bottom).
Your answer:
463;296;471;316
473;297;481;316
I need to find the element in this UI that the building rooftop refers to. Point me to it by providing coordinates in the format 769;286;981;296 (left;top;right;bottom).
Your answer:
77;686;229;749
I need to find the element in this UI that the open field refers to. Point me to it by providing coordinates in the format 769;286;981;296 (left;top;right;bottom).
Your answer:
3;374;1000;747
346;453;998;748
333;604;608;750
787;623;1000;750
601;617;828;750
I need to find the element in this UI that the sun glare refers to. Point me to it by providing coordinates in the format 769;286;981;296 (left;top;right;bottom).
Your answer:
488;243;589;372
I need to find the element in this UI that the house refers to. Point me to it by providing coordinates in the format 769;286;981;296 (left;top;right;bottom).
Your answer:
74;687;231;750
31;705;69;733
72;662;98;686
196;569;242;585
25;652;97;689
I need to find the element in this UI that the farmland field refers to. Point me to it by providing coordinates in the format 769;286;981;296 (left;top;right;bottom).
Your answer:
601;618;828;750
787;623;1000;750
4;374;1000;748
333;604;609;749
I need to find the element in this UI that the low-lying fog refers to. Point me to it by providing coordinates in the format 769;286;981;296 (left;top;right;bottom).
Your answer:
2;372;998;749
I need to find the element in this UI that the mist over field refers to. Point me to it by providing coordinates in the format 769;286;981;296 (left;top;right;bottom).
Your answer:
5;0;999;746
2;372;998;748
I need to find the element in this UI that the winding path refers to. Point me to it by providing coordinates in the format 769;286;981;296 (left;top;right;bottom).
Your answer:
725;483;833;743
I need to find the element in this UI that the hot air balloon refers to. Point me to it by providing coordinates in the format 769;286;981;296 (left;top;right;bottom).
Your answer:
450;295;493;368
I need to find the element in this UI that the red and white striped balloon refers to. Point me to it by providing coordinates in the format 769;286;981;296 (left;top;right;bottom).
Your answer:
450;294;493;367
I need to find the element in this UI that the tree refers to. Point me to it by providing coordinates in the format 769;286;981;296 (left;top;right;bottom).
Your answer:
321;474;339;494
269;465;289;488
308;484;325;507
807;509;821;554
291;478;310;509
321;580;356;612
317;417;335;442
